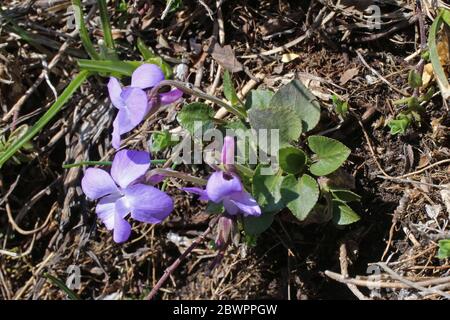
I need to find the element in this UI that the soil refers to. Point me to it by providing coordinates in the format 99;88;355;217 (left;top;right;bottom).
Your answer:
0;0;449;300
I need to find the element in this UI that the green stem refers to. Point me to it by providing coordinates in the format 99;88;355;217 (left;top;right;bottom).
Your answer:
62;161;112;168
0;71;91;168
149;80;248;120
62;159;166;169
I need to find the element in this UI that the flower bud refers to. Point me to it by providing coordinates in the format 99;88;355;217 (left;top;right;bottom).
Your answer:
215;215;235;250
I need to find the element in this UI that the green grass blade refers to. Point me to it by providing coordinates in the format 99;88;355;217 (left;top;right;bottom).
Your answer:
72;0;100;60
97;0;117;58
78;59;141;76
137;38;157;59
44;273;80;300
428;12;450;98
0;71;90;168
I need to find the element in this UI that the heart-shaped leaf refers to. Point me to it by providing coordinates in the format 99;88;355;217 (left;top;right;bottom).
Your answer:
270;80;321;132
252;166;285;214
248;105;302;153
332;200;360;225
281;174;319;221
177;102;215;134
245;89;274;110
243;211;275;236
279;146;307;174
308;136;351;176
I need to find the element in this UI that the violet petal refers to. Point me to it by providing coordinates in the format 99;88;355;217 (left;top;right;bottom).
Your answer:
107;77;125;109
121;87;150;122
223;198;239;215
111;150;151;189
124;184;174;224
131;64;164;89
159;88;183;105
113;211;132;243
95;194;121;230
81;168;119;200
228;191;261;217
206;171;242;203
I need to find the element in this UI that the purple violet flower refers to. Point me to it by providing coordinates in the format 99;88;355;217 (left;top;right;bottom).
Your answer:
107;64;183;149
81;149;174;243
183;136;261;217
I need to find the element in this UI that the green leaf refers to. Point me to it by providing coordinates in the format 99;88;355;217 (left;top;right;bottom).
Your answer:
117;0;128;12
408;69;423;88
429;12;450;99
248;105;302;153
245;89;274;110
278;146;307;174
388;114;411;135
97;0;117;58
72;0;100;60
150;131;178;152
223;70;240;106
0;71;90;168
78;59;140;77
270;80;321;132
177;102;215;134
442;9;450;26
308;136;351;176
252;166;285;213
44;273;80;300
137;38;157;59
243;212;275;236
437;239;450;259
281;174;319;221
332;200;360;225
330;189;361;202
331;94;349;117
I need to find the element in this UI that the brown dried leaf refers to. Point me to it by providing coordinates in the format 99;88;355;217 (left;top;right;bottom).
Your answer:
339;67;359;85
211;44;243;73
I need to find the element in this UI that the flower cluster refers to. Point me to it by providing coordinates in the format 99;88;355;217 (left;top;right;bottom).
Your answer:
81;64;261;243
